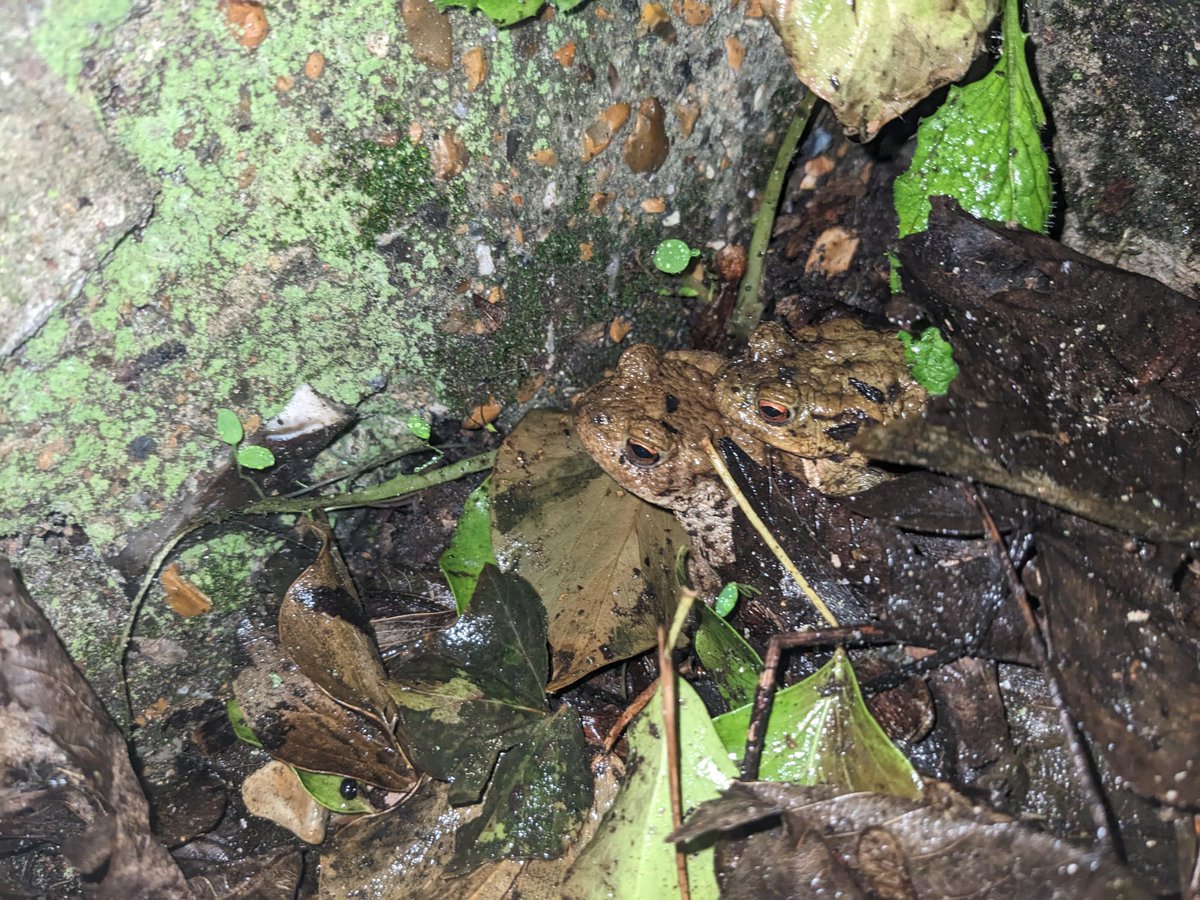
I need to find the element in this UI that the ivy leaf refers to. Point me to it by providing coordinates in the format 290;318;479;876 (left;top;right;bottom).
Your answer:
693;603;762;709
714;648;923;798
235;445;276;469
216;408;244;445
894;0;1051;237
432;0;544;27
898;327;960;396
439;477;498;614
564;679;735;898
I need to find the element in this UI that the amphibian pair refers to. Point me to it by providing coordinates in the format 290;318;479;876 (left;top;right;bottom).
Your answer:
573;318;927;568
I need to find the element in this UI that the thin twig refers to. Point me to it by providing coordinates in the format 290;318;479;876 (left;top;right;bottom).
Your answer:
730;94;819;339
658;623;690;900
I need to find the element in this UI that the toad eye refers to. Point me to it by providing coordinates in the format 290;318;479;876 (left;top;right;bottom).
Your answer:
756;399;793;424
626;439;662;467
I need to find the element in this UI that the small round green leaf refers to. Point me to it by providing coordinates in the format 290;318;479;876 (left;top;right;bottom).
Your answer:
236;445;276;470
715;583;740;618
406;414;432;441
652;239;697;274
294;770;375;814
216;408;244;445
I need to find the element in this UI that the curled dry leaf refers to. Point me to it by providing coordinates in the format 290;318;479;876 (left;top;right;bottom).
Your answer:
278;520;399;730
766;0;997;139
464;396;502;429
234;629;418;792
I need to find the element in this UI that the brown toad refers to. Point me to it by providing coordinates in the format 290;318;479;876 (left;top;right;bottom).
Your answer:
713;320;927;494
572;343;760;567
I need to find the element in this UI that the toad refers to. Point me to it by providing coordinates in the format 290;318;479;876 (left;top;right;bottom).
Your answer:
572;343;761;567
713;320;927;494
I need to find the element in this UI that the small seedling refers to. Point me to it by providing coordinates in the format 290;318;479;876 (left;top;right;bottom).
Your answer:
898;328;959;396
215;408;276;470
715;582;760;618
652;238;699;275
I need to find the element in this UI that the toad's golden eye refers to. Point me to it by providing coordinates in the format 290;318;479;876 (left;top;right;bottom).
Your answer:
757;399;793;424
626;439;662;467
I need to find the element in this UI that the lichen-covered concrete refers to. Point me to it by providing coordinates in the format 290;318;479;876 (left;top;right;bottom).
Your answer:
1;0;791;712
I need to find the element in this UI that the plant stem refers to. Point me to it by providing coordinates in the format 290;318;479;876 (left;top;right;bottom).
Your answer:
730;94;818;339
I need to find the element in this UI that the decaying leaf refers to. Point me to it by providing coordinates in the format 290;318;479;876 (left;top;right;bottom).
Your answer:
563;679;737;899
278;520;398;730
669;781;1147;898
233;628;417;792
387;566;592;870
0;557;191;895
491;410;687;690
766;0;998;139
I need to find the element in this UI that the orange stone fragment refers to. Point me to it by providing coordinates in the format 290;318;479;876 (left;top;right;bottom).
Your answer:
609;317;632;343
674;96;700;137
623;97;669;174
528;148;558;167
432;129;469;180
222;0;269;49
304;50;325;79
581;102;631;163
463;47;488;91
725;36;745;70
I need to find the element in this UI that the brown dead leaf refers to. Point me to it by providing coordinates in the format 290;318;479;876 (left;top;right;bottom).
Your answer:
432;129;469;180
491;411;687;690
278;520;398;730
242;761;328;845
463;47;488;91
581;102;631;163
464;396;502;429
161;563;213;617
804;226;859;277
222;0;269;49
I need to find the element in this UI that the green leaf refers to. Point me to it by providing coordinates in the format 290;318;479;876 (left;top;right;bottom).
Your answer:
714;648;923;798
236;444;276;469
406;414;432;441
694;604;762;710
898;327;959;396
450;706;592;873
216;408;244;445
432;0;545;27
294;770;375;814
894;0;1050;237
227;697;263;748
564;679;735;899
652;238;697;274
387;565;552;803
439;477;498;614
